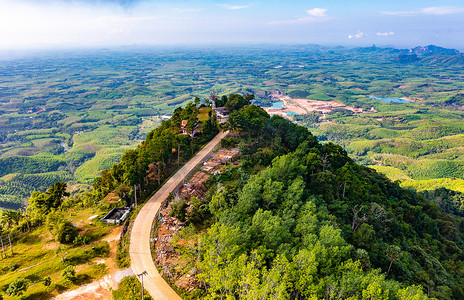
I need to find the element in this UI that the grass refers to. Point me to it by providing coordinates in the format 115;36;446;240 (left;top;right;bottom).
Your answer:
112;276;152;300
197;107;212;122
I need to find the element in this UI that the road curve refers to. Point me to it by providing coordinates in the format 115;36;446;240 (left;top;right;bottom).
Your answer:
130;131;229;300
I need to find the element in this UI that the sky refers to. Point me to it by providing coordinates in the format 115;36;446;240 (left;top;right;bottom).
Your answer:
1;0;464;50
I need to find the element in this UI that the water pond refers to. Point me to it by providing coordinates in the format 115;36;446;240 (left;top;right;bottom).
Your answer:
271;101;283;108
285;111;300;116
369;96;410;103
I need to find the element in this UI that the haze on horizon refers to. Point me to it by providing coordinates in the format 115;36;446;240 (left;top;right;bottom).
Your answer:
1;0;464;51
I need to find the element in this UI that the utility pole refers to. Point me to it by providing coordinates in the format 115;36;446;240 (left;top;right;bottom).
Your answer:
134;184;137;210
0;236;5;258
8;234;12;255
177;143;182;165
137;271;148;300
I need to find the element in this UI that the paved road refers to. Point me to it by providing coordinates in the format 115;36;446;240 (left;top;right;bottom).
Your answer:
130;131;229;300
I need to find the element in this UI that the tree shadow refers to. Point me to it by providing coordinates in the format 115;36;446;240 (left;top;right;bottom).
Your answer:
25;274;41;282
74;273;91;285
23;291;53;300
54;284;68;293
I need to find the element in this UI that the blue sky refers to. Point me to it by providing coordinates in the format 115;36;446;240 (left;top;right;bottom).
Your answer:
1;0;463;50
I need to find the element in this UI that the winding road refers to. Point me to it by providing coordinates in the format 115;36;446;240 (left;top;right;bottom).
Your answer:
130;131;229;299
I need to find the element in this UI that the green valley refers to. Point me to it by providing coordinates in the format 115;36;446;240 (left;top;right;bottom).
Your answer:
1;45;464;209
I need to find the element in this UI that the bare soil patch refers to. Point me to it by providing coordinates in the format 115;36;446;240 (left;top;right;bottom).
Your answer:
263;95;364;118
52;225;131;300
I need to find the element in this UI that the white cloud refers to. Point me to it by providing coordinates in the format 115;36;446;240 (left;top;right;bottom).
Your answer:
306;8;327;17
269;8;330;25
96;15;158;23
348;31;365;39
376;31;394;37
383;6;464;16
219;4;250;10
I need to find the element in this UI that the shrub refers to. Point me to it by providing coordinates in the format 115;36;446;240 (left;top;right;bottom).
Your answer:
170;198;187;222
46;211;78;244
43;276;51;287
92;241;110;257
73;234;90;246
6;278;28;297
9;263;20;272
54;220;78;244
220;137;239;149
61;266;76;283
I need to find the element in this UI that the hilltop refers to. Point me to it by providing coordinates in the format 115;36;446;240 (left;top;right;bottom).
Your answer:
148;101;464;299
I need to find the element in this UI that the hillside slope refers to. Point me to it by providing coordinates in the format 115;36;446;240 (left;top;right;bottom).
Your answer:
157;105;464;299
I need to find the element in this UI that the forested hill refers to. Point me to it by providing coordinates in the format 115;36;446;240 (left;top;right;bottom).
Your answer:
176;104;464;299
351;44;463;65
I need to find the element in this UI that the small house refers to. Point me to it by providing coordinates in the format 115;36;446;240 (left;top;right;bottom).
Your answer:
213;107;230;123
181;120;188;135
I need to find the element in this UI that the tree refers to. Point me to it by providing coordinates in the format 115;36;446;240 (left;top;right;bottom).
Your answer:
1;210;23;229
45;181;70;209
362;281;390;300
28;182;70;220
397;285;428;300
55;245;68;262
196;224;242;298
54;220;78;244
386;245;403;275
6;278;28;297
194;96;201;108
47;213;78;244
62;266;76;283
169;198;188;222
225;94;251;111
226;105;269;135
43;276;51;287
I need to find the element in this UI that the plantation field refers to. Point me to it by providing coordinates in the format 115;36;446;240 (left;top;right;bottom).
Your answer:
1;45;464;208
305;102;464;192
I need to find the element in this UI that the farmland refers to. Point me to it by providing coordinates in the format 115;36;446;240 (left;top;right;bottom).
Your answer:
1;45;464;208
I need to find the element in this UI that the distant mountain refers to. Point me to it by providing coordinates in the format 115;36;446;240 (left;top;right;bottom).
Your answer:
349;44;463;65
420;53;464;66
410;45;460;56
351;44;460;56
351;45;404;55
396;54;420;63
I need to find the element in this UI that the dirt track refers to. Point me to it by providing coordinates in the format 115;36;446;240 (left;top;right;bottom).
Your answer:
129;131;229;300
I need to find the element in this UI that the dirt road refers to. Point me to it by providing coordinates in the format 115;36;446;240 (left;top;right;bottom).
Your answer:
130;131;229;300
